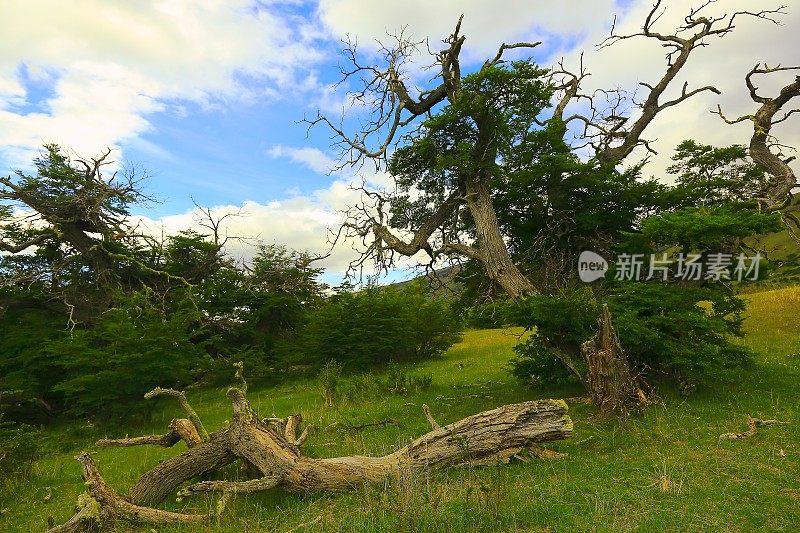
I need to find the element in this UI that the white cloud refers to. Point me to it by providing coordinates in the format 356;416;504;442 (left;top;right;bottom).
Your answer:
316;1;799;183
0;0;323;166
268;145;338;174
129;163;414;281
317;0;620;60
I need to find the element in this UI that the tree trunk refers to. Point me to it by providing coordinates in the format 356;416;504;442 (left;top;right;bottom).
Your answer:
465;177;536;298
581;304;646;416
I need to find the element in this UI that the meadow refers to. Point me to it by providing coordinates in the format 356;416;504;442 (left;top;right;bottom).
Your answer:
3;286;799;532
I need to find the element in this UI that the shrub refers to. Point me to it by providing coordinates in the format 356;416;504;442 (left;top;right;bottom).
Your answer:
46;290;212;418
294;282;462;370
508;283;754;389
608;283;754;382
339;373;384;404
318;360;343;407
510;338;578;387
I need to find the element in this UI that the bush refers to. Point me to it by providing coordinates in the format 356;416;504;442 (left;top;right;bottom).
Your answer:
294;282;462;370
508;283;754;389
46;290;212;418
0;417;41;483
510;338;579;388
318;360;343;406
608;283;754;382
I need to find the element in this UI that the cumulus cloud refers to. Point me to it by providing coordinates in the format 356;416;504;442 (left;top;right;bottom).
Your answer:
130;164;405;280
317;0;621;60
316;0;798;182
268;145;338;174
0;0;323;166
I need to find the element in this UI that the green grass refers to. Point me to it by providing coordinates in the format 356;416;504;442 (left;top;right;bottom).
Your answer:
3;287;800;532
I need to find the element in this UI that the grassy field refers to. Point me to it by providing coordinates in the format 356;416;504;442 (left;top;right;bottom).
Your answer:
3;287;800;532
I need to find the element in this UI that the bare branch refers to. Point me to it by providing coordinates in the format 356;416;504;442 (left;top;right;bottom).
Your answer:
582;1;788;164
716;64;800;211
144;387;209;441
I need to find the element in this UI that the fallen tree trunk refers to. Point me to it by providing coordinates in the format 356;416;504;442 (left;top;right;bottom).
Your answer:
49;365;572;531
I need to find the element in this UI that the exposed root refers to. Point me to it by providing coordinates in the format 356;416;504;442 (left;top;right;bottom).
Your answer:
719;415;789;440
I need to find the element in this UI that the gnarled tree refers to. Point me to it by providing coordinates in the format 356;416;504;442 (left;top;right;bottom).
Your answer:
715;63;800;214
314;4;795;415
315;3;793;298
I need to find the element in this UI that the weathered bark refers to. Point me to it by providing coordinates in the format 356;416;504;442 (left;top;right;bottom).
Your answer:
128;427;236;506
96;418;201;449
143;387;209;441
51;376;572;531
582;305;646;416
179;393;570;496
463;177;536;298
46;453;207;533
716;66;800;212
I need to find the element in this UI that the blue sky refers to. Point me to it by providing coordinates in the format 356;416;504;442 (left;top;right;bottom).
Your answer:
1;0;798;281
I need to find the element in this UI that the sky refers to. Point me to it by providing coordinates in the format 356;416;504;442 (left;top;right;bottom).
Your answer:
1;0;798;284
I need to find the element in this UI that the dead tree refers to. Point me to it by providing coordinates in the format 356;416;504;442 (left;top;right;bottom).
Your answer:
48;365;572;531
556;1;787;164
581;305;647;416
714;64;800;213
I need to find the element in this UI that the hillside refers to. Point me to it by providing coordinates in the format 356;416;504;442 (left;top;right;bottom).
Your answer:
2;286;799;532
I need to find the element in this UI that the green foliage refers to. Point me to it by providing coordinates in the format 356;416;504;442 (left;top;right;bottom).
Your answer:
607;283;754;383
295;282;462;370
0;304;67;417
665;140;767;206
509;338;577;388
46;290;212;418
385;362;434;394
640;204;781;251
508;284;754;388
463;300;510;329
507;289;598;387
318;360;343;407
195;244;326;384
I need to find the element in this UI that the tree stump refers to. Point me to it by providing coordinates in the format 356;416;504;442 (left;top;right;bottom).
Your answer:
582;304;646;416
